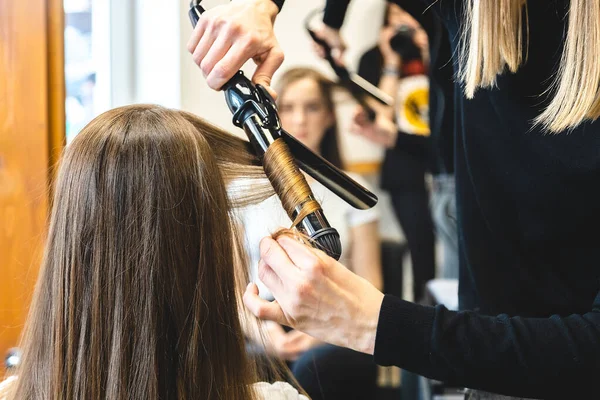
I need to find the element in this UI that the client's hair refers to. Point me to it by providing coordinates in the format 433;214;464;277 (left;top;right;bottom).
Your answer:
7;104;276;399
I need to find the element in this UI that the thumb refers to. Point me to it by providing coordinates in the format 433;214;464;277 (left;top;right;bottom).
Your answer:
283;329;306;344
332;48;345;67
243;282;288;324
331;39;346;67
252;47;285;99
353;107;366;122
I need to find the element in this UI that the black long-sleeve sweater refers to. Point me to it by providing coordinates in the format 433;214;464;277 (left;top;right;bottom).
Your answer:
272;0;600;398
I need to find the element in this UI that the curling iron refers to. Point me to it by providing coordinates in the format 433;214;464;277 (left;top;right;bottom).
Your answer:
189;1;378;260
304;9;394;121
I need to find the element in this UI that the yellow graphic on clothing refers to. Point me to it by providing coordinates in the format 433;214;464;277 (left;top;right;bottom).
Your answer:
403;88;429;135
396;75;430;137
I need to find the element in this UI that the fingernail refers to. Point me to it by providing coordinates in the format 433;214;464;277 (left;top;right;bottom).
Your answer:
276;234;293;245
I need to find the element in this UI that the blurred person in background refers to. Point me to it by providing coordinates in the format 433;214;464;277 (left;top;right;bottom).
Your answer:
353;4;437;303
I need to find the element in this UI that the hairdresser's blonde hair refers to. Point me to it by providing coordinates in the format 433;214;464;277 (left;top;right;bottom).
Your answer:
460;0;600;132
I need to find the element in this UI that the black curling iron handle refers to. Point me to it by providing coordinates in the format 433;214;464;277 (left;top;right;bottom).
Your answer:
306;29;346;78
281;129;377;210
189;1;204;29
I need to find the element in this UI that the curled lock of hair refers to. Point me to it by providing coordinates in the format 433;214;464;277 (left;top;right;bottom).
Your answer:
263;139;322;229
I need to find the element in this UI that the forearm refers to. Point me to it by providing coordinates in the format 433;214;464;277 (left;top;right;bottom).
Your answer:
361;262;383;292
269;0;285;12
378;71;400;120
377;35;402;119
350;222;383;291
374;295;600;398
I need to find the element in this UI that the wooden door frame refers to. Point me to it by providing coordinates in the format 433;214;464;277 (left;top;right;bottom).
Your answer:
48;0;66;175
0;0;65;374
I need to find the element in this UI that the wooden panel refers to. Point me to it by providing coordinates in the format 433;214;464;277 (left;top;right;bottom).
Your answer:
0;0;58;372
48;0;66;171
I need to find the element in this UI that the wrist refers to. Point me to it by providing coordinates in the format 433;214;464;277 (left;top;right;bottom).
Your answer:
382;65;399;77
268;0;284;13
246;0;279;21
384;56;401;66
264;0;280;21
353;290;384;355
323;25;341;35
321;24;342;44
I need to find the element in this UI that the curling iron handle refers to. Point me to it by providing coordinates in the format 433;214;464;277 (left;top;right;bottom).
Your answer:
307;29;345;77
307;28;376;121
281;129;378;210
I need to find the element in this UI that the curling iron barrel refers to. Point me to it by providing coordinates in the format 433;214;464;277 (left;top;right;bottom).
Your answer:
223;72;342;259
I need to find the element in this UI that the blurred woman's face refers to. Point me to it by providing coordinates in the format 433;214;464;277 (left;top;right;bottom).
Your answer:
387;4;420;29
278;77;334;154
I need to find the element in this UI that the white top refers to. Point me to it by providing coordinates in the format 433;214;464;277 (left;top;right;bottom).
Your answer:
426;278;459;311
237;172;378;299
0;376;16;399
253;381;309;400
0;378;307;400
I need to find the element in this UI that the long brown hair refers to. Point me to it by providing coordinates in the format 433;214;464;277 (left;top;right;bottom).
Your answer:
275;67;344;169
7;104;277;399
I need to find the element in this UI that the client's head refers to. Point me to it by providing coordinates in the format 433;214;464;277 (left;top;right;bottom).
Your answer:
9;104;270;399
275;67;343;169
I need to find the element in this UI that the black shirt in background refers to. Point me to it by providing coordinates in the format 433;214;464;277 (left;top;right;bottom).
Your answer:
274;0;600;397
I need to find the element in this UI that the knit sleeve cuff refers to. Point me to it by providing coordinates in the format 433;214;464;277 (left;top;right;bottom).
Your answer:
322;0;350;29
270;0;285;12
374;295;436;369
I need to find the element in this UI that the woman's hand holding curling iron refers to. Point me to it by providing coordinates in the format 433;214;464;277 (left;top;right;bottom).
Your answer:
243;235;384;355
187;0;284;94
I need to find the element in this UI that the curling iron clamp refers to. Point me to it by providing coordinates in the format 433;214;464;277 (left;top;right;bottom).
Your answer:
189;1;378;260
304;9;394;121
